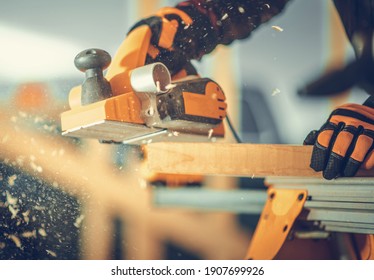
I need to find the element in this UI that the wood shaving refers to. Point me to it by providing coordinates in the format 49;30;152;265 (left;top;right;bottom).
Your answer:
8;175;17;186
221;13;228;20
8;234;21;248
271;25;284;32
38;228;47;237
21;230;36;238
34;116;43;123
16;156;25;167
34;205;46;211
6;191;18;205
0;242;5;249
22;210;30;223
272;88;281;96
238;6;245;13
9;205;19;219
165;83;177;90
74;214;85;228
18;111;27;118
46;250;57;257
208;129;214;139
139;179;147;189
30;161;43;173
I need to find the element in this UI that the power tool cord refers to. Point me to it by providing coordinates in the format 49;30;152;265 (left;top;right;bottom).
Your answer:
225;114;243;143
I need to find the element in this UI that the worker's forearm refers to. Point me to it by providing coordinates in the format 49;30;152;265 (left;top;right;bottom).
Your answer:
176;0;290;59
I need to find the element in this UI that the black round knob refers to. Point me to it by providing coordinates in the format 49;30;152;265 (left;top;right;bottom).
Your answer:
74;48;111;72
74;48;113;105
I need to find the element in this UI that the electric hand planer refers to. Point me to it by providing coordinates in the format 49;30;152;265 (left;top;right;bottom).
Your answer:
60;26;227;144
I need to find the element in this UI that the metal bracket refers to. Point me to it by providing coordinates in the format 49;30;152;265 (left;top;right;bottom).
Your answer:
245;188;307;260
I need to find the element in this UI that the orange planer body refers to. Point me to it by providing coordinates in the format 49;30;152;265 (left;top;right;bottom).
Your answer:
61;26;227;144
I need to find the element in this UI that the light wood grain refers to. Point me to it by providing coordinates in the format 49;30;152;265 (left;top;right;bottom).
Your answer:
143;143;374;177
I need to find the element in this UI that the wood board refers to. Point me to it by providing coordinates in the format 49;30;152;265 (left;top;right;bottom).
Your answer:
143;143;374;178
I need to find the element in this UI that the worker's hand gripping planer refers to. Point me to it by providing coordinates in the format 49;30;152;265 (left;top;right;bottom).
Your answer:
60;25;227;144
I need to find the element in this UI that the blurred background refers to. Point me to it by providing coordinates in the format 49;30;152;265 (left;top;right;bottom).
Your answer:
0;0;370;259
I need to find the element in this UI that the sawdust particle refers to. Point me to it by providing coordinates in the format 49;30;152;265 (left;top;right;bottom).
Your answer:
38;228;47;237
271;25;284;32
208;129;214;139
22;210;30;223
21;230;36;238
34;205;46;211
8;175;17;186
74;214;85;228
18;111;27;118
272;88;281;96
9;205;19;219
8;235;21;248
46;250;57;257
139;179;147;189
6;191;18;205
165;83;177;90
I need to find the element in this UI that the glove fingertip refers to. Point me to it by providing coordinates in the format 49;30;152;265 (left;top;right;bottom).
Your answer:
304;130;319;146
310;143;327;172
322;155;342;180
343;158;361;177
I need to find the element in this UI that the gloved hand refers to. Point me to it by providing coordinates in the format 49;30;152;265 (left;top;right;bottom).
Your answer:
128;7;209;78
304;102;374;180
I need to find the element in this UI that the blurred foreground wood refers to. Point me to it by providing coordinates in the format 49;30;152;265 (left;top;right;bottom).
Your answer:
143;143;374;177
0;114;249;259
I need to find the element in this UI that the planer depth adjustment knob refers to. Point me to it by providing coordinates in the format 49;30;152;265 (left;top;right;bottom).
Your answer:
74;48;113;105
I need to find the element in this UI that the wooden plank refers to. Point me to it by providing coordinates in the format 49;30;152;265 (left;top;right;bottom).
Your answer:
143;143;374;177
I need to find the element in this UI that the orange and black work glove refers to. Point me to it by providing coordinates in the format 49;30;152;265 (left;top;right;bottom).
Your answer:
304;99;374;180
128;7;210;77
